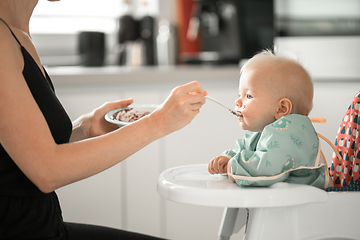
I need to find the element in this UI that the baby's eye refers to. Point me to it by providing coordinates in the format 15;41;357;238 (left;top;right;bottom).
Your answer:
246;94;253;99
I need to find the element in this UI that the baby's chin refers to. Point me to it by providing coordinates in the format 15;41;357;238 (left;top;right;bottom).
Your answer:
240;123;264;133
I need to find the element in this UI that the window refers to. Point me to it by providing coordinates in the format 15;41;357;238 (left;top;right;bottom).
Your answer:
30;0;159;66
31;0;122;34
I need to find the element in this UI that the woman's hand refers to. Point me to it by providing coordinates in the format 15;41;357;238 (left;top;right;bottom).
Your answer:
149;81;207;137
70;98;133;142
208;155;231;175
71;81;206;142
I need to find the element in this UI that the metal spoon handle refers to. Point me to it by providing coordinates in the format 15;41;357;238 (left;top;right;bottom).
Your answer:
205;96;232;110
205;96;242;117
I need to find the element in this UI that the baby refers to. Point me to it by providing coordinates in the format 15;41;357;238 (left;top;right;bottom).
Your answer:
208;49;331;189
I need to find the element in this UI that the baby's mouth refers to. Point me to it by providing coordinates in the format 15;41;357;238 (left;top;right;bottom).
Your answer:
235;108;243;118
231;110;242;117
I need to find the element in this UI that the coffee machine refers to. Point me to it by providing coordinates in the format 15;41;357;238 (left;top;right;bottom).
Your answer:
181;0;274;64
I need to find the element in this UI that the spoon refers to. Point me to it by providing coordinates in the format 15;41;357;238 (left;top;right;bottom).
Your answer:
205;96;242;117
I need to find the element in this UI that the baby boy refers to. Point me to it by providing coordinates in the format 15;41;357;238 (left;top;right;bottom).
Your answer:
208;50;331;189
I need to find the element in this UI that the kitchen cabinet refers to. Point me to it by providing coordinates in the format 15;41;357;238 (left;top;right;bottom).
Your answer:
54;87;125;229
50;66;359;239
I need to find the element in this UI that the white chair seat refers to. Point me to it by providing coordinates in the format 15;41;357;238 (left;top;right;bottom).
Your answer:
157;164;360;240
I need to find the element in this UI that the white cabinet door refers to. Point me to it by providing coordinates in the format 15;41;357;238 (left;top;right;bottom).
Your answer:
162;82;245;240
120;89;163;237
55;85;125;229
55;84;165;237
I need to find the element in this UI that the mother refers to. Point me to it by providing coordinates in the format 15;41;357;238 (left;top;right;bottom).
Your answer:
0;0;207;239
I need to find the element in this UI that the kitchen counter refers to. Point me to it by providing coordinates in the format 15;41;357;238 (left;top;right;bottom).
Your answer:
46;65;360;87
47;65;242;86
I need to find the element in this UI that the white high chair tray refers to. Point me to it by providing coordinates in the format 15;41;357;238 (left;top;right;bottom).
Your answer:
157;164;328;208
158;164;360;240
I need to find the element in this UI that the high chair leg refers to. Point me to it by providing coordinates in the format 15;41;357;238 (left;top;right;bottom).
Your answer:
218;208;247;240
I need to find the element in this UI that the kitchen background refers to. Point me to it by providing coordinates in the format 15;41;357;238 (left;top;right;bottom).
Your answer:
30;0;360;239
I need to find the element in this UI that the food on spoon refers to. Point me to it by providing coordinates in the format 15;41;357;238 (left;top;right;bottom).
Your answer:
231;110;242;117
111;108;151;123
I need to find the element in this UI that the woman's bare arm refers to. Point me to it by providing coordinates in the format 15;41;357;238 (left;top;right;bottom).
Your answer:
0;25;207;193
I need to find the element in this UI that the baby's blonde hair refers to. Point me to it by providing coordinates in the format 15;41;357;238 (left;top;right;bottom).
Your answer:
242;49;314;116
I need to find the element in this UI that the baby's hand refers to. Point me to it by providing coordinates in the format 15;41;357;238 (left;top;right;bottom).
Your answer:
208;155;231;175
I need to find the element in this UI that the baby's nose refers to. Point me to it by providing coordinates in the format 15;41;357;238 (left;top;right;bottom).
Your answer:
235;98;242;107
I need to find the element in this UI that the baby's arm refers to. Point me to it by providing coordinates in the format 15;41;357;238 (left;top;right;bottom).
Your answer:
208;155;231;175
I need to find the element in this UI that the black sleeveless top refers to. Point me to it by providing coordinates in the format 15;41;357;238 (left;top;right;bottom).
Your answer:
0;19;73;239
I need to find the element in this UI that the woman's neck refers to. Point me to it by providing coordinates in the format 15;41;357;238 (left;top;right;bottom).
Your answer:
0;0;38;35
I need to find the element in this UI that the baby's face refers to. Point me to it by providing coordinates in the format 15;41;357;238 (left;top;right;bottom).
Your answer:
235;66;279;132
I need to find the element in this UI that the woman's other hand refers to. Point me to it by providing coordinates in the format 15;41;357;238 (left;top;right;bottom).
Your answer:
70;98;133;142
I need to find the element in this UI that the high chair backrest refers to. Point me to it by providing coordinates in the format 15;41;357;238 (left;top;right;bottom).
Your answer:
329;92;360;187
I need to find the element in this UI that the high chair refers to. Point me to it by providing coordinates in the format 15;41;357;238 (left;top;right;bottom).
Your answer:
158;164;360;240
157;114;360;239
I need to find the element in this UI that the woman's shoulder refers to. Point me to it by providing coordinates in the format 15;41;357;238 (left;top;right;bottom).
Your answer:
0;21;24;76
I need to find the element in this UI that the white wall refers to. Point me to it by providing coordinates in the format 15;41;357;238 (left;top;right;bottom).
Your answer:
275;36;360;80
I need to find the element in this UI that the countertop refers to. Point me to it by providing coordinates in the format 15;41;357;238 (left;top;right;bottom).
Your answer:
47;65;241;86
46;65;360;87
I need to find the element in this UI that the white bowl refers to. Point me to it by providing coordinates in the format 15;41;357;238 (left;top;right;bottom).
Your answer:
105;104;158;127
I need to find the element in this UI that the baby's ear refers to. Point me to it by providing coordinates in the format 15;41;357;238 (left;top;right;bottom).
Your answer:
275;98;292;119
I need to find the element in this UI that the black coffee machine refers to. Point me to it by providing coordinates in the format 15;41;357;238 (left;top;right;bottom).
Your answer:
182;0;274;64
